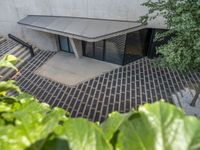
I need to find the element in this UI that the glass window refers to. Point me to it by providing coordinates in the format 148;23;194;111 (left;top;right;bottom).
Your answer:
69;41;73;53
82;30;149;66
124;29;148;64
59;35;73;53
94;41;104;60
105;35;126;65
85;42;94;58
84;41;104;60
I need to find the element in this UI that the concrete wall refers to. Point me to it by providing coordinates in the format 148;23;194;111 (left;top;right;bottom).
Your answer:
0;0;165;51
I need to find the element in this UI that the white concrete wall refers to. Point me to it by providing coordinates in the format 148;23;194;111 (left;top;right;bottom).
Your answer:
0;0;165;51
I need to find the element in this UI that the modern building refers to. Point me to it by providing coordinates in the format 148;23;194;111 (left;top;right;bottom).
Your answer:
0;0;166;65
0;0;199;122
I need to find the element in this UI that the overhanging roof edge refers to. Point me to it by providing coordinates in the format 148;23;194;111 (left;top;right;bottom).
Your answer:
18;15;146;42
24;15;141;24
18;22;146;42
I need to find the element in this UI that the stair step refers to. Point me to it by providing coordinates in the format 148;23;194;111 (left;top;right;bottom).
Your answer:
9;44;24;53
0;39;19;57
0;47;27;71
0;36;40;80
33;48;39;55
0;47;33;80
0;37;6;44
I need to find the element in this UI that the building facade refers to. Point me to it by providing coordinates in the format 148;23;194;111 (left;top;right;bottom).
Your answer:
0;0;167;65
0;0;165;50
59;29;150;65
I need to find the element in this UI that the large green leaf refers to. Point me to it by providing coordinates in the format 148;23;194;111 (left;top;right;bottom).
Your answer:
55;118;112;150
3;55;18;65
0;93;67;150
0;55;18;71
39;134;70;150
0;80;21;96
116;100;200;150
101;111;133;141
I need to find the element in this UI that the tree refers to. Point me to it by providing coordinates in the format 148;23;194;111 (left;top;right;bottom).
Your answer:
141;0;200;106
141;0;200;71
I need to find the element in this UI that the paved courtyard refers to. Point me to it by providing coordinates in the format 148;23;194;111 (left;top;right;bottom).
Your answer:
13;50;200;122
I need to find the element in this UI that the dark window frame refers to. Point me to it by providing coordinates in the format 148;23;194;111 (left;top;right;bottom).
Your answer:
103;40;106;60
122;35;128;65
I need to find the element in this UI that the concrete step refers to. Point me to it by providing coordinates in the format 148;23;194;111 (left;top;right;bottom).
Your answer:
33;47;39;53
0;35;40;80
9;44;24;53
0;39;19;57
0;37;6;44
0;46;36;80
0;47;27;73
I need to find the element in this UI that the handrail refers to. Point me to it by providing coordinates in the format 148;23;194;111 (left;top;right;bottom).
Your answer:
8;34;35;57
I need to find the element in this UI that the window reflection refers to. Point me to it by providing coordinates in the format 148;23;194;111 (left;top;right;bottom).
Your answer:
105;41;124;65
124;29;148;63
85;42;94;58
105;35;126;65
82;29;149;65
59;35;74;53
94;41;103;60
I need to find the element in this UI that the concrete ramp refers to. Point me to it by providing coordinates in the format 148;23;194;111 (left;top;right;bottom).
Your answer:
35;52;120;86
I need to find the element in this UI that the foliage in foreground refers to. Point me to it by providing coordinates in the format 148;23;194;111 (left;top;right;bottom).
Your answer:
141;0;200;71
1;86;200;150
0;56;200;150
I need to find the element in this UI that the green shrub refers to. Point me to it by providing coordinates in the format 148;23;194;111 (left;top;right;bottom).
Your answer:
0;56;200;150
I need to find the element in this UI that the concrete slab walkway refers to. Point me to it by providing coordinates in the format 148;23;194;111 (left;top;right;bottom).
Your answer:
35;52;120;86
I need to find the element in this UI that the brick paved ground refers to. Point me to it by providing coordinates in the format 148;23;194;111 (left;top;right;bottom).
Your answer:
13;50;200;122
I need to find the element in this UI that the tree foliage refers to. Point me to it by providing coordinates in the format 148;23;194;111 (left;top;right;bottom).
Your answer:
141;0;200;71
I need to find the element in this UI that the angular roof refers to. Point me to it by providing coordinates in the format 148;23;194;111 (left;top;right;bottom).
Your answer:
18;15;145;42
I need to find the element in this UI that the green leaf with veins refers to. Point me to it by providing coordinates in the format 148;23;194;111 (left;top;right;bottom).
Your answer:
0;55;18;71
116;100;200;150
0;80;21;96
101;111;133;141
3;55;18;65
55;118;112;150
0;60;18;71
